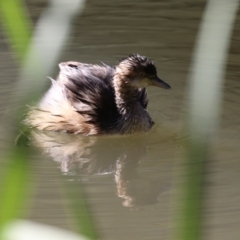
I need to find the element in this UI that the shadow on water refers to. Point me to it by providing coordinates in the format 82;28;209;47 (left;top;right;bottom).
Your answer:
23;129;179;208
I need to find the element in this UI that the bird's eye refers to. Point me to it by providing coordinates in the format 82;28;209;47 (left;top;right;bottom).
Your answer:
139;72;145;77
68;64;78;69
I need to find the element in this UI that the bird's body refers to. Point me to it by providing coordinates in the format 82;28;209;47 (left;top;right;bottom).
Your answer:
25;54;170;135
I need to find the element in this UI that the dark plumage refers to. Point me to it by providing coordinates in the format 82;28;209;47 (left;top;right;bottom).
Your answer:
25;54;171;135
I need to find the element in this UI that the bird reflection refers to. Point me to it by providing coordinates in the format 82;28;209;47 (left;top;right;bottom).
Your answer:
29;130;169;207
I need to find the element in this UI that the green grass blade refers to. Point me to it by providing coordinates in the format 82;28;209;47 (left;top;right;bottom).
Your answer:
0;147;30;233
63;176;99;240
0;0;31;60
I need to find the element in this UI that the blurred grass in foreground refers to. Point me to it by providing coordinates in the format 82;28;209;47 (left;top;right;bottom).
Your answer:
0;148;30;234
0;0;31;60
0;0;98;239
0;0;32;237
173;1;239;240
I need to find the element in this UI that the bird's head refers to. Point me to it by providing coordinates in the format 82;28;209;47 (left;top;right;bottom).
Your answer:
116;54;171;89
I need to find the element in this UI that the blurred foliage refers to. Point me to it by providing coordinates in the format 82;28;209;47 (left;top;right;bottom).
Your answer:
0;0;31;60
177;140;207;240
0;148;30;233
0;0;32;236
64;176;99;240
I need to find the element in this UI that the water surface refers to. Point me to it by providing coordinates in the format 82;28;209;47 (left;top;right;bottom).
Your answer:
0;1;240;239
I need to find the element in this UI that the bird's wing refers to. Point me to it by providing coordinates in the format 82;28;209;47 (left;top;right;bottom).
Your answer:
63;64;120;132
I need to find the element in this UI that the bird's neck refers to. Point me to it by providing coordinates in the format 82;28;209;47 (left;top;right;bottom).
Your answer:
112;71;153;134
113;72;139;114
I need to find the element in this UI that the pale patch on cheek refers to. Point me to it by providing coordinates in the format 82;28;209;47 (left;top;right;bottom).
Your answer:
131;78;150;88
142;78;151;86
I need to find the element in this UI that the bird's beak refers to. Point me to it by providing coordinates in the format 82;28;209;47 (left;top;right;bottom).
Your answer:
150;76;171;89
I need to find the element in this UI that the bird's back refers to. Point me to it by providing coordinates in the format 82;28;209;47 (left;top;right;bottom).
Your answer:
64;64;121;133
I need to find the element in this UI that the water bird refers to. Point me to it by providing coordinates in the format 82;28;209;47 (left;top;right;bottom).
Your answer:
25;54;171;135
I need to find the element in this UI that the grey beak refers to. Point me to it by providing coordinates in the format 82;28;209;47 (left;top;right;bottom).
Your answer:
151;76;171;89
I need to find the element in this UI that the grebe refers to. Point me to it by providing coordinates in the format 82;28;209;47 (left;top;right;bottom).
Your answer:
25;54;171;135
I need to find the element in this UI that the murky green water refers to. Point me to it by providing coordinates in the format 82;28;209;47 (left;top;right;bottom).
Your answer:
1;1;240;239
